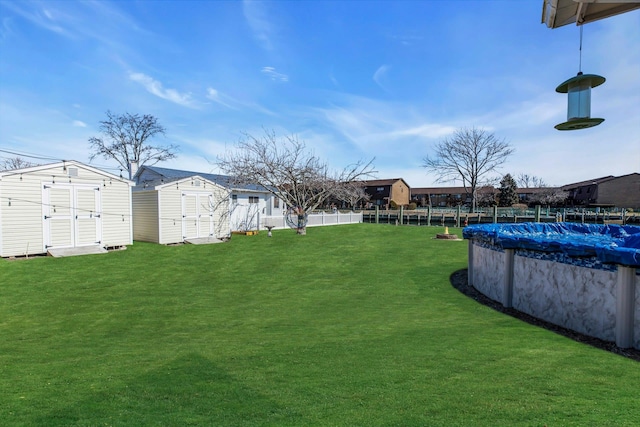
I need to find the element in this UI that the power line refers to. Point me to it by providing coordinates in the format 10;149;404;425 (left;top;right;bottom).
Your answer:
0;148;62;162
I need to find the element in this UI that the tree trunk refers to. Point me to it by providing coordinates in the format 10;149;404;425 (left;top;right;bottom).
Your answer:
297;214;307;235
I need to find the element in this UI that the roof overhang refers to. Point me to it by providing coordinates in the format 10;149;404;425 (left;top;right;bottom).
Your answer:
542;0;640;28
148;175;225;191
0;160;134;185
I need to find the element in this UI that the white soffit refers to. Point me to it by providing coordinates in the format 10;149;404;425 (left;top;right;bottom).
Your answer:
542;0;640;28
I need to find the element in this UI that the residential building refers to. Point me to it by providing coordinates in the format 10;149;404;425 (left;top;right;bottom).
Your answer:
360;178;410;208
133;166;284;234
562;173;640;209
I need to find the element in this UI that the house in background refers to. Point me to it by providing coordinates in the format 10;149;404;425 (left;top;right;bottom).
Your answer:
562;173;640;209
133;166;283;236
360;178;410;208
412;186;563;208
411;187;470;207
0;161;133;257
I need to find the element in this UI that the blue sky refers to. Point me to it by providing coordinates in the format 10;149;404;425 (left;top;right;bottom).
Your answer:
1;0;638;187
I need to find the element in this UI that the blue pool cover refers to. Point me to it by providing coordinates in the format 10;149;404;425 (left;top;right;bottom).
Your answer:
463;222;640;268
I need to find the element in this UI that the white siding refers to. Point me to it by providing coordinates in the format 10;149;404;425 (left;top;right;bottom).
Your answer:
158;186;184;244
212;185;230;238
132;191;160;243
0;170;48;256
101;180;133;247
230;191;271;232
0;162;132;257
132;178;230;245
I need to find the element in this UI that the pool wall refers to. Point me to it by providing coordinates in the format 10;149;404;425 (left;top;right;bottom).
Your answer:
465;223;640;350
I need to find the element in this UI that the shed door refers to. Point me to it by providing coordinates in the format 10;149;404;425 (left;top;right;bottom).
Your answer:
43;184;101;250
75;187;101;245
182;192;214;240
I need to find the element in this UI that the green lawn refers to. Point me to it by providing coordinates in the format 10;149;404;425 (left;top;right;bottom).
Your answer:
1;224;638;426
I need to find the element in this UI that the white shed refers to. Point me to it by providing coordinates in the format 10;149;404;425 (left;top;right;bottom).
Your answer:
133;165;283;234
0;161;133;257
132;175;230;244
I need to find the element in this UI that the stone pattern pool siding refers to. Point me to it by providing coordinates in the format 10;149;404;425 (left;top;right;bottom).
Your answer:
465;223;640;350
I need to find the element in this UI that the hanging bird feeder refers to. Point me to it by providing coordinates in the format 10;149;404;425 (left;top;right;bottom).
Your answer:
554;71;605;130
554;25;605;131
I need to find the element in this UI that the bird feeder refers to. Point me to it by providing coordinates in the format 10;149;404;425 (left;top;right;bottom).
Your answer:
554;71;605;130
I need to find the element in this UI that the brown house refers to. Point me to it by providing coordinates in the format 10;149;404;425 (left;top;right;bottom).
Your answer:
408;173;639;209
361;178;410;208
411;187;469;207
412;186;565;208
562;173;640;209
411;186;503;207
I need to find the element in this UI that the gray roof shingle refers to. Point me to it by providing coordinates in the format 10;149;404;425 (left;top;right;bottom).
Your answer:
135;165;269;192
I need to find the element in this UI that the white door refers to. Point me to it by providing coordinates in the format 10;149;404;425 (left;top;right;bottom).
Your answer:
182;192;214;240
75;187;100;245
43;184;102;250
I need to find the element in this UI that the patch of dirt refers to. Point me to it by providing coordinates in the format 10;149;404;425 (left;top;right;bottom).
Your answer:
4;253;48;261
450;269;640;362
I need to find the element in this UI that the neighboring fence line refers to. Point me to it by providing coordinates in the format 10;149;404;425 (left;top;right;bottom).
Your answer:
361;206;638;227
258;206;637;230
260;211;363;230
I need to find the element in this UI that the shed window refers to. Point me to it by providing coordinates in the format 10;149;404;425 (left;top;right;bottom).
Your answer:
273;197;279;208
249;196;259;204
232;195;238;204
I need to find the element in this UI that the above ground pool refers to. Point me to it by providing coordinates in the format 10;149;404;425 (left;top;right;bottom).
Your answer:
463;222;640;350
463;222;640;268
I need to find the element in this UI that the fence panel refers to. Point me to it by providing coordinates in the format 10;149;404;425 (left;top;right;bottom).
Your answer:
261;211;363;230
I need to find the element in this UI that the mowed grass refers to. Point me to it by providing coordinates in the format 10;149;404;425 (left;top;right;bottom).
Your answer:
0;224;638;426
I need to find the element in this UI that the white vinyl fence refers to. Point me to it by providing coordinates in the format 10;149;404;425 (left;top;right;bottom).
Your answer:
260;211;363;230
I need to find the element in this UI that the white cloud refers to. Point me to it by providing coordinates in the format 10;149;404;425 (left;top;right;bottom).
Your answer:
329;69;339;87
243;0;275;51
72;120;87;127
390;124;457;139
129;72;196;108
0;16;16;40
206;87;237;109
372;65;391;92
205;87;276;116
1;1;69;36
261;66;289;82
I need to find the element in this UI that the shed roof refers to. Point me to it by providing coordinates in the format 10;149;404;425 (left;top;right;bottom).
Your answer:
134;165;269;193
0;160;134;185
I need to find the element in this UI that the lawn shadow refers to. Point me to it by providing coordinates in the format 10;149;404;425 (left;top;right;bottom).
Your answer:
450;269;640;362
35;353;302;426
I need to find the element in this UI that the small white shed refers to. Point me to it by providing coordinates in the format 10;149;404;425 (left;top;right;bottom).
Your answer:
0;161;133;257
132;175;230;244
133;165;283;235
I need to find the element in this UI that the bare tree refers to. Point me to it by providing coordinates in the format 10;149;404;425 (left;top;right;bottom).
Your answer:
88;111;177;178
530;188;569;207
423;127;513;212
475;185;498;207
217;130;375;235
517;173;547;188
0;157;36;171
332;181;370;210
